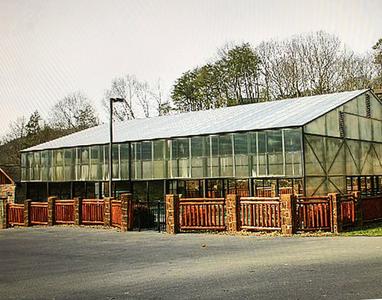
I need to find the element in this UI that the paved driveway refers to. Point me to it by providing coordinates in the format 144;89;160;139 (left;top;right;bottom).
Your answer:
0;227;381;299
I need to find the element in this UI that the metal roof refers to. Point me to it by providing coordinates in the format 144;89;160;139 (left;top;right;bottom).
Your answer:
23;89;368;152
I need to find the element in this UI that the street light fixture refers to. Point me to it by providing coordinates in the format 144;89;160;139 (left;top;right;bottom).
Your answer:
109;97;125;198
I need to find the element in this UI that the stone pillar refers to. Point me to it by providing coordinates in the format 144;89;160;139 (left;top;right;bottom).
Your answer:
353;191;363;227
47;196;57;226
121;193;133;232
74;197;82;226
329;193;341;233
24;199;32;227
104;197;112;227
280;194;296;235
226;194;238;233
165;194;179;234
0;197;7;229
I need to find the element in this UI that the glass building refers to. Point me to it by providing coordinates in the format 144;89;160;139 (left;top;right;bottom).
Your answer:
20;89;382;201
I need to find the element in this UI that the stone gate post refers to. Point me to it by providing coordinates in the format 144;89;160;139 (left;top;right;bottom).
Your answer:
280;194;296;235
24;199;32;227
329;193;341;233
48;196;57;226
120;193;132;232
104;197;112;227
165;194;179;234
0;196;7;229
226;194;238;233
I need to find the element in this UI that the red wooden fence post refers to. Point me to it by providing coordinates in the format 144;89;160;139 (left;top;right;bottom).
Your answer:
353;191;363;227
328;193;341;233
104;197;112;227
24;199;31;227
0;196;7;229
280;194;296;235
165;194;179;234
120;193;132;232
226;194;238;233
48;196;57;226
74;197;82;226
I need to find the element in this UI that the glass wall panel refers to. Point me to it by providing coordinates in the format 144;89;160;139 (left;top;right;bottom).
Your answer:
153;140;165;179
358;95;367;116
191;136;207;178
359;117;372;141
90;146;102;180
77;147;89;181
168;139;190;178
31;151;41;181
345;114;359;139
257;132;267;176
249;132;257;177
26;152;33;180
304;135;326;176
53;150;64;181
219;135;233;177
41;151;51;181
206;136;219;177
21;153;27;181
267;130;283;175
345;140;360;175
370;96;382;119
142;141;153;179
304;115;326;135
284;129;302;176
120;143;129;180
132;142;142;179
372;120;382;142
64;148;75;181
325;109;341;137
326;138;345;176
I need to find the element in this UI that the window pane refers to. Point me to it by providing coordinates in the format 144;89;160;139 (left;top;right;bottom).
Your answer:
219;135;232;155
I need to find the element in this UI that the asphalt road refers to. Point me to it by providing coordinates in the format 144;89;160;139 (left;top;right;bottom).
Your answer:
0;227;381;300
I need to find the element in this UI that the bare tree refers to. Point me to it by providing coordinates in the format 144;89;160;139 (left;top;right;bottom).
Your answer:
257;31;372;100
49;91;99;130
103;75;168;120
2;117;28;143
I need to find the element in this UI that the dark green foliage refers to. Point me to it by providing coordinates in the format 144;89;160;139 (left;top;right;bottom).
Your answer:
172;43;261;112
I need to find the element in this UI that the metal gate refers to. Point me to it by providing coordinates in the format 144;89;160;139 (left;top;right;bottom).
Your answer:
132;200;166;232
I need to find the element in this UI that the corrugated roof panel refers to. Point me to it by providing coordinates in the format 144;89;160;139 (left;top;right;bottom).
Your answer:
23;89;367;151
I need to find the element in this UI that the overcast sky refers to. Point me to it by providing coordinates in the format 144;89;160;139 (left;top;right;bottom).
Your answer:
0;0;381;133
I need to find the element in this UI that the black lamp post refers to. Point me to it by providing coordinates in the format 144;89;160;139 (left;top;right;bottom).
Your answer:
109;98;124;198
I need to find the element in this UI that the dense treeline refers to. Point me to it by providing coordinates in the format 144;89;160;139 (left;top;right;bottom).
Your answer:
1;31;382;172
172;31;382;112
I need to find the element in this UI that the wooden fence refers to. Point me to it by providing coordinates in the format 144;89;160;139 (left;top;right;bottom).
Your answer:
295;196;332;231
111;200;122;228
338;194;356;227
362;195;382;222
55;200;75;224
7;203;24;226
81;199;104;225
179;198;225;231
30;202;48;225
239;197;281;231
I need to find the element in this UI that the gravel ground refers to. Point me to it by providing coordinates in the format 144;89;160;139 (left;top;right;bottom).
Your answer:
0;226;381;299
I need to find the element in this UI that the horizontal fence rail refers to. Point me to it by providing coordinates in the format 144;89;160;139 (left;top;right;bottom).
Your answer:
55;200;75;224
239;197;281;231
7;203;24;226
111;200;122;228
362;195;382;222
179;198;225;231
296;197;332;231
82;199;104;225
30;202;48;225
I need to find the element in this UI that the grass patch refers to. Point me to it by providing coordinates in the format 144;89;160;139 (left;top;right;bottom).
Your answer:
342;221;382;237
